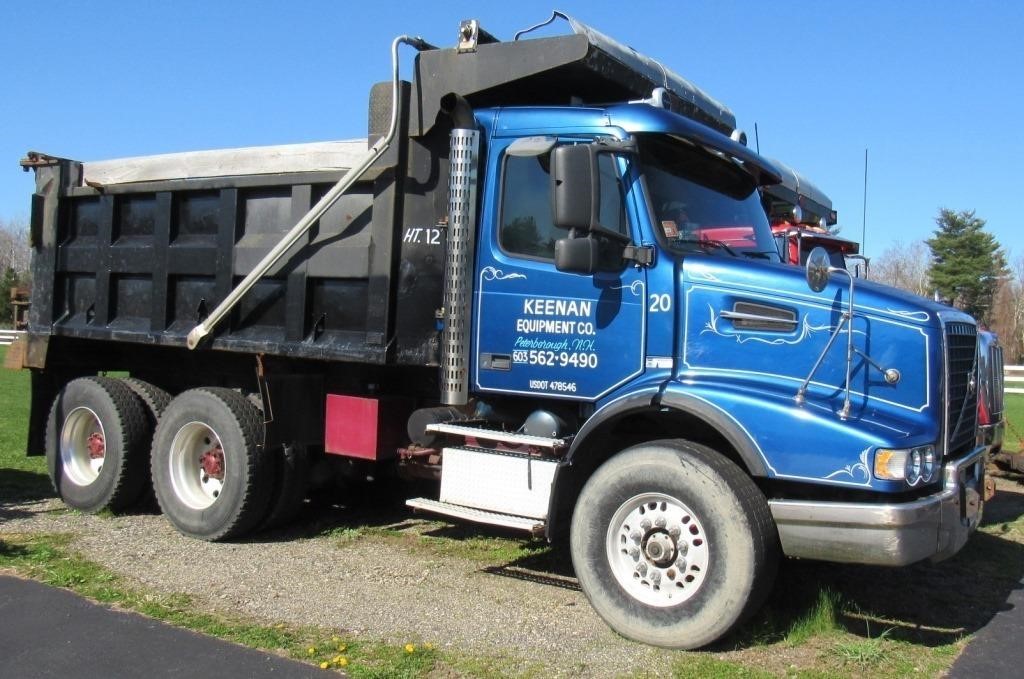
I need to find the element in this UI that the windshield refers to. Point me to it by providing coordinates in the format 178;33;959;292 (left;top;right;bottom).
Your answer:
638;134;780;261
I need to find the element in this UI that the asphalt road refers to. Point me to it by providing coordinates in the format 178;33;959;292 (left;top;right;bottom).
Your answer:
2;568;1022;677
0;575;333;679
947;570;1024;677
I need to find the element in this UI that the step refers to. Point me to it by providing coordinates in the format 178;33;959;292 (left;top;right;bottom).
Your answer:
406;498;546;535
424;422;568;449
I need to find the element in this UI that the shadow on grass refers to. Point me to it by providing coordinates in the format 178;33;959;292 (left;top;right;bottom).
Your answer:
0;468;55;517
736;481;1024;649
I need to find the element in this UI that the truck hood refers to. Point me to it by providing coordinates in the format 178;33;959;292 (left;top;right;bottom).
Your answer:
678;256;969;429
682;256;969;328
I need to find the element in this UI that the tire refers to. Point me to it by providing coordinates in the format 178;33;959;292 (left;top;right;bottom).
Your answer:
120;378;171;425
260;443;309;531
151;388;273;541
245;393;310;531
119;378;172;507
570;439;779;649
45;377;150;513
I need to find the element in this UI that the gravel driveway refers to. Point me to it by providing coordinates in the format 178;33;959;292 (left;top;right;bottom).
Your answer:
0;496;682;676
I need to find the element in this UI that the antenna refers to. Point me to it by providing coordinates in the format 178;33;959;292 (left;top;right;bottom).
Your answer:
754;122;760;154
861;148;868;254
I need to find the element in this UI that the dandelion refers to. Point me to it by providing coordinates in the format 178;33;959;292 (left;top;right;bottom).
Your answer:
424;642;434;650
337;644;346;652
319;661;329;669
337;657;349;667
307;647;316;656
404;643;415;654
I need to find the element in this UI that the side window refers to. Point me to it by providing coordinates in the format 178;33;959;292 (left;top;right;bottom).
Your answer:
500;155;558;258
500;147;628;260
596;154;627;236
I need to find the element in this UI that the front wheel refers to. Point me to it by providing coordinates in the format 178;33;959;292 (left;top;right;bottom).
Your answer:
570;440;778;649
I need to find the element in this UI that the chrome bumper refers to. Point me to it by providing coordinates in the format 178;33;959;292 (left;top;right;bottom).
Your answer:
979;419;1004;455
770;445;987;566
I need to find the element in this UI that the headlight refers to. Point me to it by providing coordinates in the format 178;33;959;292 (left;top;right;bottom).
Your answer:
874;445;937;486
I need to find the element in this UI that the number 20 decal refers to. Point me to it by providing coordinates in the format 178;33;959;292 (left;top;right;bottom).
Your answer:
648;293;671;312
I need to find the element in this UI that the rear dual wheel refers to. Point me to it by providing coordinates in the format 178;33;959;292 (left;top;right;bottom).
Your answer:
151;388;274;541
45;377;150;513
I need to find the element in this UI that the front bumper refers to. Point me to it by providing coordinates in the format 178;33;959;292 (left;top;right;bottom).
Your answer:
769;445;987;566
980;419;1005;455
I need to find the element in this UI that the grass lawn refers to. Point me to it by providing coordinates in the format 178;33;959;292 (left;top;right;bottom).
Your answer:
1003;393;1024;452
0;345;49;498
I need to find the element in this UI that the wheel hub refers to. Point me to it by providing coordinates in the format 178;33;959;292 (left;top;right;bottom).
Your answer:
87;432;105;459
168;422;226;510
199;446;224;479
643;531;676;566
607;492;710;607
59;406;106;487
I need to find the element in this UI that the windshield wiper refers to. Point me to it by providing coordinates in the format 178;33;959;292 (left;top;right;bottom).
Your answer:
741;251;776;260
674;238;738;257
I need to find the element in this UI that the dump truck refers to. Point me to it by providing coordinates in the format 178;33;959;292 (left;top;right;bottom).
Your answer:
10;13;989;649
762;160;866;273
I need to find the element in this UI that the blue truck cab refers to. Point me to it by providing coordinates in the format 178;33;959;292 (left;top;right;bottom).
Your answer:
13;14;988;650
470;97;984;542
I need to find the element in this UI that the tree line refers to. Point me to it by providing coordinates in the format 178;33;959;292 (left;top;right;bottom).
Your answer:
0;217;30;327
871;209;1020;362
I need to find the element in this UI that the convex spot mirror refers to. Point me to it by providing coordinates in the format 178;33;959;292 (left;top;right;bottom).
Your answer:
555;236;600;274
806;246;832;292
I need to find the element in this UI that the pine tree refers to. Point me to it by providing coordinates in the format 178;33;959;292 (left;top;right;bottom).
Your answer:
926;209;1006;325
0;266;17;326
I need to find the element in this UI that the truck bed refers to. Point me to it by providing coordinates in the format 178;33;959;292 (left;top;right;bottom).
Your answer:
26;133;445;368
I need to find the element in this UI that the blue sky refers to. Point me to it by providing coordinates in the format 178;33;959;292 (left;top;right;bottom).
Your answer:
2;1;1021;261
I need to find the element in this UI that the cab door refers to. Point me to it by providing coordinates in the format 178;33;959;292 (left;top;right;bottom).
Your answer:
473;141;646;402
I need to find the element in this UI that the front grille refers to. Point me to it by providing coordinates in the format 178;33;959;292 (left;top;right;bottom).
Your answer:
945;321;978;457
990;341;1005;421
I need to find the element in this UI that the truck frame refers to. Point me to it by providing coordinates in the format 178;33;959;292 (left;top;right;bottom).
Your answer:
9;13;988;649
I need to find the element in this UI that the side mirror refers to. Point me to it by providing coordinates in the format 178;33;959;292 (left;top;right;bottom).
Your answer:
551;145;597;231
805;246;832;292
555;237;600;274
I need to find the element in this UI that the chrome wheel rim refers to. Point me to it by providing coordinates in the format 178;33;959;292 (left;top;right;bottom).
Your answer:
606;492;710;607
59;407;106;487
168;422;225;510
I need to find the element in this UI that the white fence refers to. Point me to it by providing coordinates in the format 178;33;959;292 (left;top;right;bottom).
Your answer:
0;330;24;346
1007;365;1024;395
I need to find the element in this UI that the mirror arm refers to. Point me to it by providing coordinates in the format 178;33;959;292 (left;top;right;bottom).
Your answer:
623;244;654;266
795;266;857;420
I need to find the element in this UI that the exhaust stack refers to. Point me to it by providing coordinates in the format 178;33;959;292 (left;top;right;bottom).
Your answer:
440;94;478;406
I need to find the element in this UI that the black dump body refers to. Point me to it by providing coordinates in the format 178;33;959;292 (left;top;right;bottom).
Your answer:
24;133;445;368
21;14;738;372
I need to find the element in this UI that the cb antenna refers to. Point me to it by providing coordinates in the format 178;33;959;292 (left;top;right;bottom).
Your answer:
861;148;868;254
